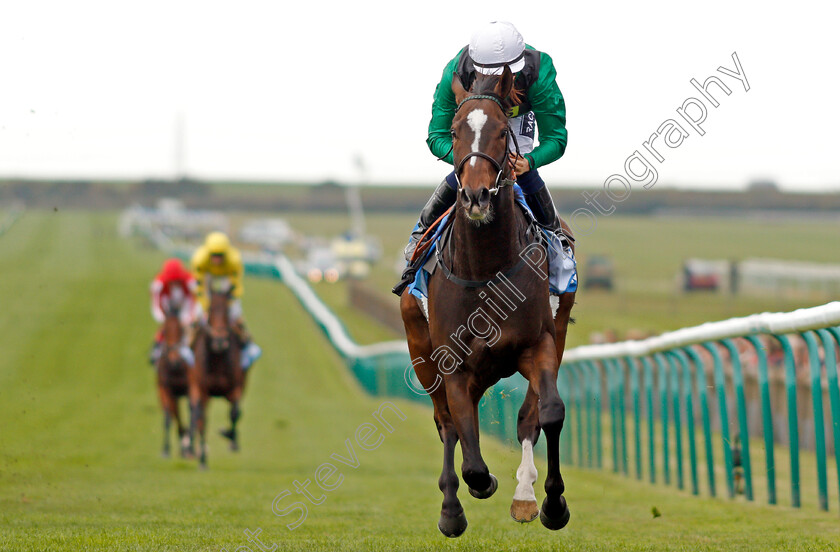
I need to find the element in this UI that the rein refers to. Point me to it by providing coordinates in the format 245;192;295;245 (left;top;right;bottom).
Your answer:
435;188;548;289
436;93;522;196
428;88;540;290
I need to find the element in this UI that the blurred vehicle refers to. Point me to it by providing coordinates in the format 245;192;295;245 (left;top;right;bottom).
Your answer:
682;259;721;291
330;233;381;264
239;218;293;251
296;246;345;284
584;255;614;290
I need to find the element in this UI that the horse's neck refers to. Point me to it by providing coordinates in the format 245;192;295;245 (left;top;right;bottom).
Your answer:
452;188;524;279
209;300;229;326
164;317;182;344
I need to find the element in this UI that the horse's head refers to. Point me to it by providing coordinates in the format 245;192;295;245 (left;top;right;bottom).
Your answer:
206;279;233;353
450;67;516;223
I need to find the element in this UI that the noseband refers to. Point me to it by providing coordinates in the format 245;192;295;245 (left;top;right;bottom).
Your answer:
446;93;521;195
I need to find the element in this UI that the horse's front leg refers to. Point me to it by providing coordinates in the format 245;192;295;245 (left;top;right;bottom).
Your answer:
434;397;466;537
223;347;245;451
187;356;208;469
445;372;498;500
522;332;570;530
172;396;190;458
222;390;243;452
194;395;209;469
157;384;173;459
401;293;467;537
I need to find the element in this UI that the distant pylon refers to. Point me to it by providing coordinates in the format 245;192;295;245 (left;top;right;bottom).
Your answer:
174;111;186;181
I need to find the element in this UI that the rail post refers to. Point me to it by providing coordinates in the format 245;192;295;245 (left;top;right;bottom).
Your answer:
800;331;829;511
818;328;840;512
684;346;716;497
772;334;801;508
720;338;754;501
744;335;777;505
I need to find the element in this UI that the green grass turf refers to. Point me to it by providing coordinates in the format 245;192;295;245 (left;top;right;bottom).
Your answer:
1;211;838;551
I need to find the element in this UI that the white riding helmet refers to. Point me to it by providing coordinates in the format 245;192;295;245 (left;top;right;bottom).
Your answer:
468;21;526;76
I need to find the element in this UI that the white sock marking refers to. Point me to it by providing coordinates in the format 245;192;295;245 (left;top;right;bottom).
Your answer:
466;109;488;167
550;295;560;319
513;438;538;502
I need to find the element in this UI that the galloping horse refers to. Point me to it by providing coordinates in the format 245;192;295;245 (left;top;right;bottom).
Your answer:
191;280;244;469
155;305;193;458
400;67;575;537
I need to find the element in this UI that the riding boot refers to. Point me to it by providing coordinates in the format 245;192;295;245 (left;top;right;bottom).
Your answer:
149;341;162;366
189;321;201;348
233;320;251;346
184;324;195;349
523;185;574;243
392;177;458;296
233;320;261;369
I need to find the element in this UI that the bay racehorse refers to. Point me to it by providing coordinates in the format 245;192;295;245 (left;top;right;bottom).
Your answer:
156;305;194;458
400;67;575;537
191;280;244;469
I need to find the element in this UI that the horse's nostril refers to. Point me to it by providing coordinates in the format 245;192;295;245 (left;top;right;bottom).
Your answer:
479;188;490;205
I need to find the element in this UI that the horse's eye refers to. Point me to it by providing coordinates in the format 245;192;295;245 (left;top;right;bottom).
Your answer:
450;129;456;139
500;130;507;139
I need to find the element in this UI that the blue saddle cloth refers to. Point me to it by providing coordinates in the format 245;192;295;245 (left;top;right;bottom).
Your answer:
406;185;578;300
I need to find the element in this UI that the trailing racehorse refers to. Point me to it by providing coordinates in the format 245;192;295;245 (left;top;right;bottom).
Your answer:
400;67;576;537
155;305;194;459
190;281;244;469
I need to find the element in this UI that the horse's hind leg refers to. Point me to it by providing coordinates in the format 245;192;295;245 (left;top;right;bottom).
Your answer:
400;293;466;538
510;385;540;523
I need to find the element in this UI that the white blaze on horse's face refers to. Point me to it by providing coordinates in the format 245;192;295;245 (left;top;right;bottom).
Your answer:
466;108;488;167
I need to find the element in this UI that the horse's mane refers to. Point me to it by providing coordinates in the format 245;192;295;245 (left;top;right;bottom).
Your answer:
470;72;524;111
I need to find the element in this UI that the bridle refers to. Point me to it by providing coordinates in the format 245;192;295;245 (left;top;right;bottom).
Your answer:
443;93;522;196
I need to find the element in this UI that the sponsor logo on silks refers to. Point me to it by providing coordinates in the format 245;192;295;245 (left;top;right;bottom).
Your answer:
519;111;536;139
506;105;520;118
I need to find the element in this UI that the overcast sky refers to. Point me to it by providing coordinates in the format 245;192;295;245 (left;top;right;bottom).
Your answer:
2;0;838;191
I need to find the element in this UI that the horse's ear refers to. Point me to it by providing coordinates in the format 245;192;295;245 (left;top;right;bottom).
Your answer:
496;66;514;100
451;72;468;103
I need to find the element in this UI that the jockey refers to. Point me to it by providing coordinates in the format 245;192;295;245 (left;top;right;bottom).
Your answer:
191;231;262;370
394;21;571;295
149;258;198;366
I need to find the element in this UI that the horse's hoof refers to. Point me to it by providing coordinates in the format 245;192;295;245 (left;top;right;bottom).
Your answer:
510;499;539;523
468;473;498;499
198;462;208;471
540;496;570;530
438;511;468;538
161;450;171;459
229;441;240;452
